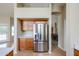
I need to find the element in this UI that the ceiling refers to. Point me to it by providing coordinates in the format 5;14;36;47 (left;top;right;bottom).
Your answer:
0;3;65;17
0;3;14;17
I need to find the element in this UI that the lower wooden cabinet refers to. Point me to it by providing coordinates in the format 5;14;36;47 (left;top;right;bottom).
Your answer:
26;39;34;50
19;38;26;50
18;38;33;51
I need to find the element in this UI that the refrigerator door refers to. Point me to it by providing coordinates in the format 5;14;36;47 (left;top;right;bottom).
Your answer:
33;24;48;41
33;23;48;52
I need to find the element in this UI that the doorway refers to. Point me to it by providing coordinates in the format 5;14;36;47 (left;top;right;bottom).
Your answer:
51;13;66;55
51;14;58;50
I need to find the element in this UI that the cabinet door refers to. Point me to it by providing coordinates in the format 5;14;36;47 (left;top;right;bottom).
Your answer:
19;38;26;51
23;21;34;31
19;38;33;51
26;38;33;50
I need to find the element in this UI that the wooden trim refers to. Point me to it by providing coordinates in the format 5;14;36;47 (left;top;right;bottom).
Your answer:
18;18;48;22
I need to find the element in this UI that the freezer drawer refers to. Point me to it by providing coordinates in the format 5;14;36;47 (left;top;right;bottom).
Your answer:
33;42;48;52
33;42;38;52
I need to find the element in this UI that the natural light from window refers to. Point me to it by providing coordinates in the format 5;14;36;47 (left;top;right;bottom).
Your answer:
0;25;8;48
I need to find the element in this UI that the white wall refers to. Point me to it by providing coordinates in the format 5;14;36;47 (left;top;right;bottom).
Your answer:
0;4;14;17
15;8;50;18
51;4;65;51
57;14;64;50
0;16;10;25
66;3;79;56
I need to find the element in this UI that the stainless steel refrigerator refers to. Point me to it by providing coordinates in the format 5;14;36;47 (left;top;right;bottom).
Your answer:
33;23;49;52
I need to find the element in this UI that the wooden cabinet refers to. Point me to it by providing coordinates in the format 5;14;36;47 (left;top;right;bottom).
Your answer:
19;18;48;31
18;38;33;51
19;38;26;50
26;38;34;50
21;20;34;31
23;21;34;31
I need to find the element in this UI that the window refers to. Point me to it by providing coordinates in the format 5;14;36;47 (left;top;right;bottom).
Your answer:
0;25;8;41
11;26;14;36
0;34;7;41
0;25;8;48
0;44;7;48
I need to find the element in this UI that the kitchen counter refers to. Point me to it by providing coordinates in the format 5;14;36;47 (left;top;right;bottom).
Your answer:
18;37;33;38
0;40;10;44
18;35;33;38
0;40;14;56
17;31;33;38
0;46;14;56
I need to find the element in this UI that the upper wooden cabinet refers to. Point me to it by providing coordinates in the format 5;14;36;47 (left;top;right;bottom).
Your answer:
22;21;34;31
19;18;48;31
20;20;34;31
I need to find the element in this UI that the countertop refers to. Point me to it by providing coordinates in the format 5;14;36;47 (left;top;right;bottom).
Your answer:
17;31;33;38
0;40;14;56
0;40;10;44
18;35;33;38
0;46;14;56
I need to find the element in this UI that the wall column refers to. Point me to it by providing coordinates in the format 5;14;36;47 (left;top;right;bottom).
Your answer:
66;3;79;56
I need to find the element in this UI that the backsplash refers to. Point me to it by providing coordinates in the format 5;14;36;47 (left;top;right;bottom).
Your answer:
18;31;33;38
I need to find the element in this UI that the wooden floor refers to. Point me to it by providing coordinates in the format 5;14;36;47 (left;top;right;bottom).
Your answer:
14;47;66;56
14;39;79;56
14;48;79;56
14;39;66;56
